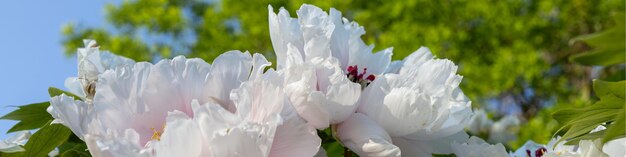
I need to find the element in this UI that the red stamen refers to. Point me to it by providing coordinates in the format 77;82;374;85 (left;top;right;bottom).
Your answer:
535;147;547;157
366;75;376;81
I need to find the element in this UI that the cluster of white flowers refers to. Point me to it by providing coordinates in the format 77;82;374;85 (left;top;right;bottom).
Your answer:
453;125;625;157
466;108;521;144
40;3;625;157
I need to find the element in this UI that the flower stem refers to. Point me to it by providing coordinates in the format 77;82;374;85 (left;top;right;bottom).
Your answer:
344;147;352;157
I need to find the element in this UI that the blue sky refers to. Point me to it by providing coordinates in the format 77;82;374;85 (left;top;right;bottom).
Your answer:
0;0;117;138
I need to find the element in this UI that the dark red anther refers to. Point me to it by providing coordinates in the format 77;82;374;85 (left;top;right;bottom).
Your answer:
347;65;358;76
366;75;376;81
535;147;547;157
346;65;375;88
526;150;531;157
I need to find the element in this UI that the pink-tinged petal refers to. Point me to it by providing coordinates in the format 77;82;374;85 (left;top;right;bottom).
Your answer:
48;94;92;138
230;78;284;124
270;104;321;157
94;56;214;145
337;113;401;157
394;131;469;156
206;50;253;112
153;111;202;157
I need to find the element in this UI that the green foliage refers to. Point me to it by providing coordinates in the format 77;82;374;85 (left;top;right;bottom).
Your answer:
0;102;52;133
552;80;625;145
2;123;73;157
570;13;626;66
318;128;348;157
58;140;91;157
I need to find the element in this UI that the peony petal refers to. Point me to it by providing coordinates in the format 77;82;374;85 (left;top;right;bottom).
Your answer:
268;5;305;69
84;129;149;157
394;131;469;156
250;53;272;81
64;77;86;98
48;94;92;138
270;103;321;157
283;64;330;129
384;61;403;74
328;8;350;69
401;47;434;69
230;78;284;124
312;58;361;124
337;113;401;157
578;139;609;157
153;111;202;157
602;138;625;157
206;50;253;112
297;4;333;61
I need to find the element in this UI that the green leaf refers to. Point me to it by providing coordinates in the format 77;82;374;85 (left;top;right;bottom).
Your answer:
322;142;345;157
570;13;626;66
593;80;626;99
10;123;73;157
564;130;606;145
553;80;626;145
603;109;625;143
0;102;53;133
49;87;81;100
59;142;91;157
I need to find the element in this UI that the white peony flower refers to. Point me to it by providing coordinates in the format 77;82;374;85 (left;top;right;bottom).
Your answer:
345;47;473;156
269;4;393;129
451;136;509;157
270;4;472;156
49;48;320;157
512;137;609;157
538;125;624;157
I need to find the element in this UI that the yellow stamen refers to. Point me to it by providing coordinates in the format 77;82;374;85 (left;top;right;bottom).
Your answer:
150;125;166;141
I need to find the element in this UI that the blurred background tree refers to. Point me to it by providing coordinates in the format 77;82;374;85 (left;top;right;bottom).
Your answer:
61;0;625;151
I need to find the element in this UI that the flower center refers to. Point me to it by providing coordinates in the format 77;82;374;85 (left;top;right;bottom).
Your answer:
526;147;547;157
150;124;166;141
346;65;375;89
